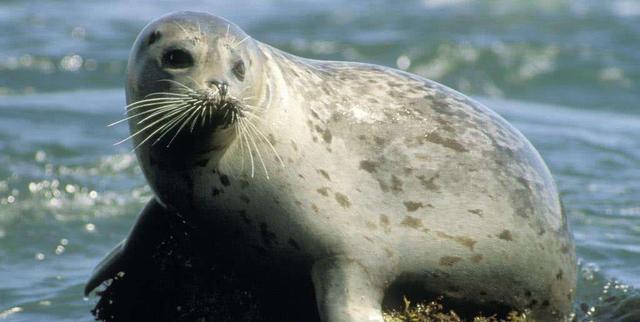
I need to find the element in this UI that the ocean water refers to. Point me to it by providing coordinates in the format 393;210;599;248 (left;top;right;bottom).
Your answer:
1;0;639;321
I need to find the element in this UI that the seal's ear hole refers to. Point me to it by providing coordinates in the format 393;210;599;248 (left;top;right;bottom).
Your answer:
161;49;194;69
148;30;161;45
232;60;245;81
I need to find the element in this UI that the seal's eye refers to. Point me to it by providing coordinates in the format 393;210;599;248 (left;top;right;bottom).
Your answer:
232;60;245;81
161;49;194;69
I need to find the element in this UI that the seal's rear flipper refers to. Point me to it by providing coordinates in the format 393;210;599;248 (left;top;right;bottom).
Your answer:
84;198;171;295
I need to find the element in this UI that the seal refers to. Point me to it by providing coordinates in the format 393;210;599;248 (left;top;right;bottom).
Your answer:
86;11;577;322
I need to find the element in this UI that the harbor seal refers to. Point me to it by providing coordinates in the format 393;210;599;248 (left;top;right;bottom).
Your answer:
86;11;577;321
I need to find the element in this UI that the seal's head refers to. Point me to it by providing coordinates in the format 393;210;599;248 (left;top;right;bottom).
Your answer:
121;11;266;156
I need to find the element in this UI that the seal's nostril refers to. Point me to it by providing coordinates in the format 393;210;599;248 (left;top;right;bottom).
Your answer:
208;80;228;96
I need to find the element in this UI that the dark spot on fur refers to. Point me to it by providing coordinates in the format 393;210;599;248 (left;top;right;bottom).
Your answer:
391;175;403;193
311;203;319;214
380;214;391;233
267;134;276;146
358;134;366;141
317;187;329;196
317;169;331;181
401;216;423;229
384;248;394;257
403;201;424;212
426;132;469;153
524;290;532;297
470;254;483;263
288;238;300;250
468;209;483;217
334;193;351;208
529;299;538;307
310;110;320;119
260;223;277;247
373;136;386;146
239;194;250;204
417;174;439;191
439;256;463;267
365;221;377;230
219;174;230;187
377;179;389;192
497;230;513;241
359;160;378;173
436;231;477;251
542;300;550;307
479;290;487;296
314;125;332;144
556;269;564;280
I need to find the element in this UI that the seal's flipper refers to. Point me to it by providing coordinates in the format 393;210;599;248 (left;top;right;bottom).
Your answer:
311;257;384;322
84;198;171;295
85;239;126;295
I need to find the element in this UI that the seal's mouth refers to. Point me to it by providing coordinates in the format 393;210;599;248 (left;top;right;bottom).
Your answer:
110;79;284;179
109;79;248;150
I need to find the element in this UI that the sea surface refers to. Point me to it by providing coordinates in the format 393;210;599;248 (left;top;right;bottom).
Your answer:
1;1;639;321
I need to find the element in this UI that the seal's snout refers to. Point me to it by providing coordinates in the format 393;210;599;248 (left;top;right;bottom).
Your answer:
207;80;229;97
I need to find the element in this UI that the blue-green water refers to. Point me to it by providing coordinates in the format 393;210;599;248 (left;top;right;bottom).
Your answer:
1;1;639;321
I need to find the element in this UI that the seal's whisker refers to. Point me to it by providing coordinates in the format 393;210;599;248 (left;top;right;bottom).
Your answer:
238;120;255;178
200;103;209;128
124;100;187;115
159;109;193;148
243;119;269;179
185;76;201;89
109;103;186;127
166;104;204;147
190;102;207;132
126;97;185;108
137;103;190;125
234;122;247;173
157;79;196;93
150;108;194;146
150;109;194;147
126;98;197;115
240;104;259;111
233;36;250;49
168;107;200;146
133;111;188;151
115;107;188;146
242;118;285;168
240;110;264;120
145;92;190;98
172;21;190;35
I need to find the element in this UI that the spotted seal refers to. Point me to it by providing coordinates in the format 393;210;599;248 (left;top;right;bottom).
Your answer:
86;11;576;322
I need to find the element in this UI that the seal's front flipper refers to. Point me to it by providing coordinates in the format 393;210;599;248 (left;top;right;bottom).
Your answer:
84;198;171;295
311;257;385;322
